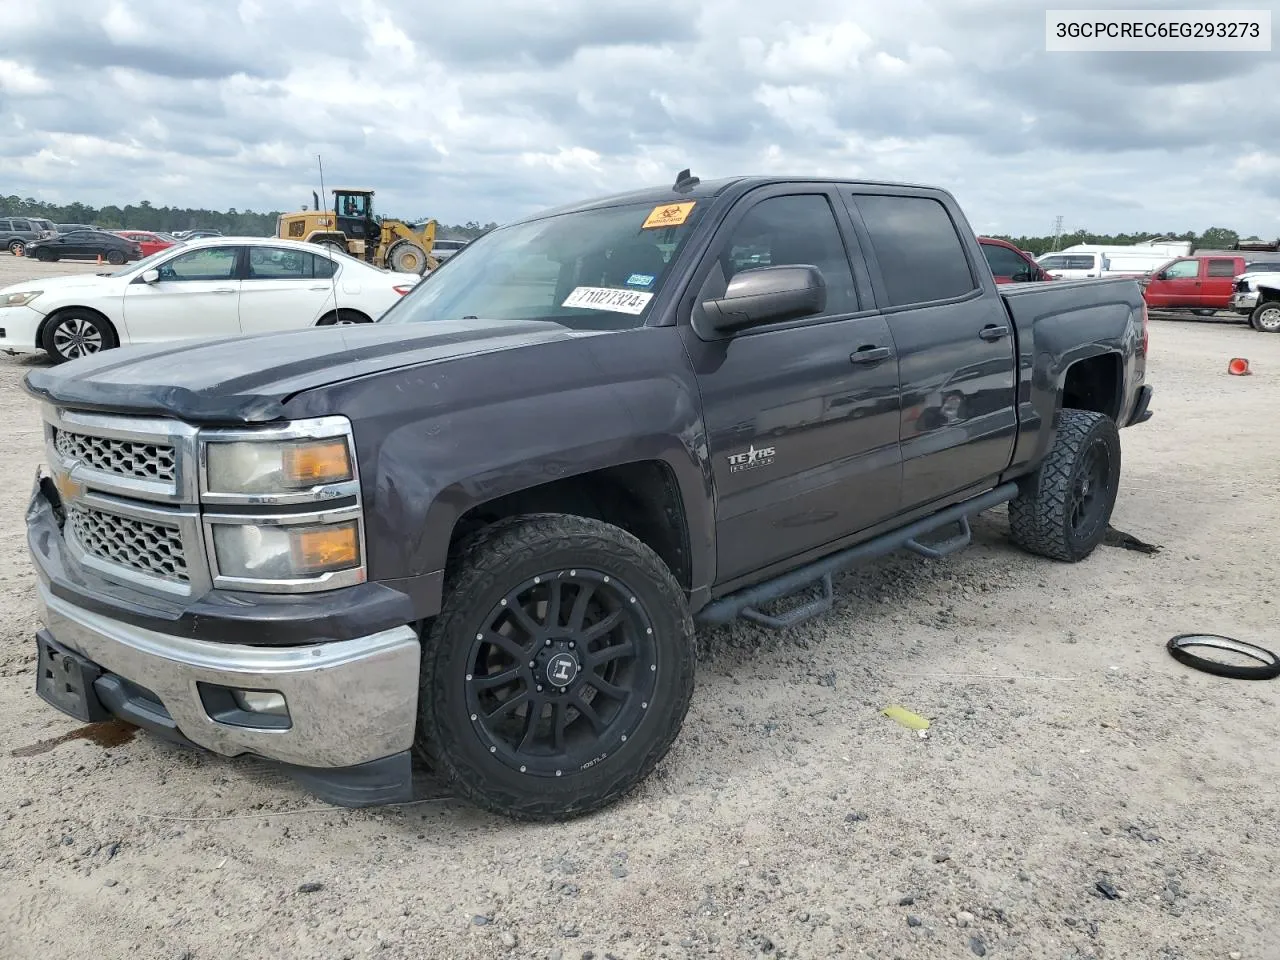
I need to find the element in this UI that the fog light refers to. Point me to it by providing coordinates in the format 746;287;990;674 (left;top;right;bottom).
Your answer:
232;689;289;717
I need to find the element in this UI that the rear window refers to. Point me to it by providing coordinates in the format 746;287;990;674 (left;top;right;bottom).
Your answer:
854;194;977;306
1206;258;1238;277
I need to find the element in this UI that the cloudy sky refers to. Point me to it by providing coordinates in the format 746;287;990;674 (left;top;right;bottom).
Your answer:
1;0;1276;236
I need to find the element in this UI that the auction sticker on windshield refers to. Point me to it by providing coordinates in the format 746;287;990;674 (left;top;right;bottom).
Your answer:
642;201;696;229
563;286;654;315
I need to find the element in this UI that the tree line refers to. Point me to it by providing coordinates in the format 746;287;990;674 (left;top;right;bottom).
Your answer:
988;226;1265;256
0;195;499;241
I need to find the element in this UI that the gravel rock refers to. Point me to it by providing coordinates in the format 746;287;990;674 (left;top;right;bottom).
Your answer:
907;915;923;928
297;882;324;894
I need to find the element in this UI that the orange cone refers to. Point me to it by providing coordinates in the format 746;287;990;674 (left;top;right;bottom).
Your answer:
15;246;22;257
1228;358;1251;376
96;254;103;265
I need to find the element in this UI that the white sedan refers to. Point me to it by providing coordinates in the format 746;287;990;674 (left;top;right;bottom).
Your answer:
0;236;419;363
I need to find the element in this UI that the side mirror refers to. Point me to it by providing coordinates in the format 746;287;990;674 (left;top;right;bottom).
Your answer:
141;269;160;283
700;264;826;333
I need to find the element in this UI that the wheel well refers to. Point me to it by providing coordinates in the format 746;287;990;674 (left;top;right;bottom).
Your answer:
1257;285;1280;304
36;306;119;350
1061;353;1122;421
450;461;692;591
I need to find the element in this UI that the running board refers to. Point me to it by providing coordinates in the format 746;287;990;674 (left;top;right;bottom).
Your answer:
696;483;1018;629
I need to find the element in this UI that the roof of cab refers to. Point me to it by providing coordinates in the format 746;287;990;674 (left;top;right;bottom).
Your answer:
511;174;949;226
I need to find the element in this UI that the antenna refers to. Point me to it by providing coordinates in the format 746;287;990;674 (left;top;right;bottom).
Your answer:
672;168;700;192
317;154;343;325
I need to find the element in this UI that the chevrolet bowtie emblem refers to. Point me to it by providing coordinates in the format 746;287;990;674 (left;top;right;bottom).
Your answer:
52;468;85;504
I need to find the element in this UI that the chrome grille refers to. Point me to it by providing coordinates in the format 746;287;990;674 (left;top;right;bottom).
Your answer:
54;428;176;483
66;505;189;583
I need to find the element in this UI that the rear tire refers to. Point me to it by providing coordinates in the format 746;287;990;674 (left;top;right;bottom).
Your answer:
314;238;347;257
1008;408;1121;562
416;514;695;821
1251;301;1280;332
8;240;24;256
41;309;118;364
315;310;371;326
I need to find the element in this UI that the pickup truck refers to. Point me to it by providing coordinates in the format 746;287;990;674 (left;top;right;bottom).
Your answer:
22;172;1153;821
1228;267;1280;332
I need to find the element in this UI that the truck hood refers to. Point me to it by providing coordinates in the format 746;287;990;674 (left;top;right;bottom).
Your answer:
1238;271;1280;287
23;319;602;423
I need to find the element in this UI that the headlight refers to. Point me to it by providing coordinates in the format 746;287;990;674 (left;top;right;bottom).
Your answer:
2;291;42;307
211;520;362;581
205;437;353;494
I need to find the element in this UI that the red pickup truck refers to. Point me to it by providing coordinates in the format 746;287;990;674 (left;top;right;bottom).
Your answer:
1142;254;1280;312
978;237;1053;284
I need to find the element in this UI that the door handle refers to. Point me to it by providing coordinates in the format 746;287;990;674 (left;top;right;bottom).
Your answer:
309;285;330;291
850;345;891;364
978;324;1009;342
211;288;236;294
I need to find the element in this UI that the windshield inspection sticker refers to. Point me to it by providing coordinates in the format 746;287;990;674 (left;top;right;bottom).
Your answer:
642;201;696;229
562;286;654;315
626;273;655;288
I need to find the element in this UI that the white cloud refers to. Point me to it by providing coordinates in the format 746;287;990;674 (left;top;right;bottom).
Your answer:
0;0;1276;236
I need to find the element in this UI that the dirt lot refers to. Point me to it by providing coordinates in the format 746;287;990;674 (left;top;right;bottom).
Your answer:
0;284;1276;959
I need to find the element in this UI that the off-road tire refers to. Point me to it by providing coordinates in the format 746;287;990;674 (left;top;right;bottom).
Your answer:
416;514;696;821
1251;300;1280;333
1008;408;1121;562
40;309;118;364
386;240;427;275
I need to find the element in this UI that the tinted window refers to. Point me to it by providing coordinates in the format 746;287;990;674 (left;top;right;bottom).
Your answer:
855;195;976;306
1038;256;1069;269
722;194;858;315
1207;258;1237;277
1246;261;1280;273
0;221;10;231
157;248;238;281
246;246;333;280
982;243;1032;277
1162;259;1199;279
1067;255;1098;270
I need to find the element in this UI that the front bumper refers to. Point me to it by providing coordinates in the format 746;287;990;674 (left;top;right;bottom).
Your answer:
34;580;421;804
1231;291;1259;314
0;304;46;355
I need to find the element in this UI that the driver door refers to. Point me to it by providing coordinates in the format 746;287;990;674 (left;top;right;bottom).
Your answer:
122;246;243;344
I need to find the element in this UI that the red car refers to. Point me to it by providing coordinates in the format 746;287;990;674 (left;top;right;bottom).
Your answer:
113;230;178;258
978;236;1054;284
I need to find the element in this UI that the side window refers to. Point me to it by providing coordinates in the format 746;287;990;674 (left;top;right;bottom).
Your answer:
722;194;858;315
982;243;1031;277
157;248;238;281
1068;255;1098;270
1038;256;1067;270
855;195;977;307
1162;259;1199;280
1207;259;1237;278
246;247;328;279
0;220;11;231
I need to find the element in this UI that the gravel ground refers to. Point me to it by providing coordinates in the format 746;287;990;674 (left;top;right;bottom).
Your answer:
0;295;1276;960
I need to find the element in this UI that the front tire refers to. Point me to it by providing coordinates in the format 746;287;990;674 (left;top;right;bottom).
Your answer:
416;514;695;821
386;240;427;275
1008;409;1121;562
41;310;118;363
105;250;125;265
1251;301;1280;333
33;248;53;262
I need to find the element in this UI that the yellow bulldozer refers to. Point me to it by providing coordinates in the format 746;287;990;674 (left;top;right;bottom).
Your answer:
276;188;439;275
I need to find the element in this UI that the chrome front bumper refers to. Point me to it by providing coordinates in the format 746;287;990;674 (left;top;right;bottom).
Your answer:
36;580;420;769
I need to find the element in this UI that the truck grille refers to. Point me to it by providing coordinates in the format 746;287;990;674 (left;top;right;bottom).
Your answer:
66;505;189;584
54;428;176;483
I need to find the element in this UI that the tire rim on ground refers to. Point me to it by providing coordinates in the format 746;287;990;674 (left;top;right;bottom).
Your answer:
1167;634;1280;681
52;318;103;359
463;569;659;778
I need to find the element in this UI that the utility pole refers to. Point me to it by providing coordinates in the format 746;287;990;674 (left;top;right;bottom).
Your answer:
1052;215;1064;251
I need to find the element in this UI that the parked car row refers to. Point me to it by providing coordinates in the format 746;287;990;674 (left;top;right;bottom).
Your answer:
1;217;58;254
0;236;419;362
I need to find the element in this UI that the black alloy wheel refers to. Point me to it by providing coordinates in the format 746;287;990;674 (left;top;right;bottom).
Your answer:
465;569;658;778
105;249;126;265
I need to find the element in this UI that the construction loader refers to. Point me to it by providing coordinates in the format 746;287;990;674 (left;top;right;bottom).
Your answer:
276;188;439;274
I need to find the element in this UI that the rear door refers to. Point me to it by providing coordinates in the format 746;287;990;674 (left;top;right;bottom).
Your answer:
122;246;243;343
845;190;1017;511
1202;257;1241;308
1148;258;1200;307
238;246;338;333
679;186;903;583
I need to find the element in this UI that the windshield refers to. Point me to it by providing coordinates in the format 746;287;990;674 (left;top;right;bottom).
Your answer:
380;200;706;330
101;242;189;277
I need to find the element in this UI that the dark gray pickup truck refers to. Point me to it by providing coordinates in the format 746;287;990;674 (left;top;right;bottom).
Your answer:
23;172;1152;820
